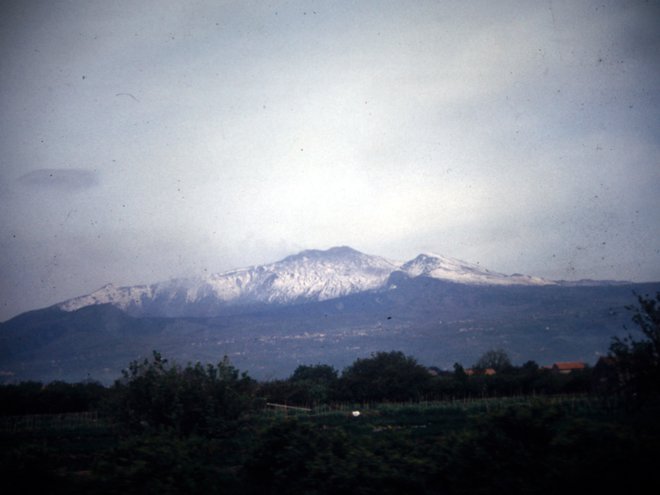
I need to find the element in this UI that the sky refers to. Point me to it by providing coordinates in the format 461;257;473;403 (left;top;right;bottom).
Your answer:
1;0;659;322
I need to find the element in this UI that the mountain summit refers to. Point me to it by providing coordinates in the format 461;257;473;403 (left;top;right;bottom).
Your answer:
399;253;554;286
58;246;554;317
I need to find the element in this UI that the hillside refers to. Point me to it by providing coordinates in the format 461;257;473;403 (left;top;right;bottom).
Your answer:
2;265;657;383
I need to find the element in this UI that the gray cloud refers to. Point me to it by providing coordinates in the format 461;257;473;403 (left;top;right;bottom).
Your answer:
17;169;100;191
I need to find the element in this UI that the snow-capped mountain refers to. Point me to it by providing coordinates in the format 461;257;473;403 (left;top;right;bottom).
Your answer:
59;246;400;315
58;283;155;313
6;246;654;384
399;253;556;286
58;246;555;316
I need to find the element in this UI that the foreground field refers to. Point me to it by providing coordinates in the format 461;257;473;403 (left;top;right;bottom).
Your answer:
2;394;659;495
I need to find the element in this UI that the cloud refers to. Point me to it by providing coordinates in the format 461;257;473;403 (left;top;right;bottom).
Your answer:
17;168;100;191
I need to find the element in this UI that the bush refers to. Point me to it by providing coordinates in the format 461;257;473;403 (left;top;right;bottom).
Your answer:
258;364;339;405
94;433;242;494
609;292;660;404
0;380;107;416
107;352;257;435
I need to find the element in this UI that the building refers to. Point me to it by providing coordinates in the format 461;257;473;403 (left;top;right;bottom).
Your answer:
551;361;587;374
465;368;496;376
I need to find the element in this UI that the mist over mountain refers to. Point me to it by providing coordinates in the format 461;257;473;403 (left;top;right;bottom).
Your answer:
1;247;657;384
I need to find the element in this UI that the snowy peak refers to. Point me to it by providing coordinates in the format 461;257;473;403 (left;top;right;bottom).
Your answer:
58;247;401;314
281;245;363;262
400;253;555;286
58;283;154;312
204;246;400;304
58;246;556;315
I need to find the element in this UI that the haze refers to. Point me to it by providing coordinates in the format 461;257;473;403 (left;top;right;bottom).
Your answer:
1;0;659;322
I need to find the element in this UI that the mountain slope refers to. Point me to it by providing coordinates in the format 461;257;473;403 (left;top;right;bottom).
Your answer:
398;253;555;286
201;246;400;304
56;247;556;317
3;278;659;384
1;245;656;383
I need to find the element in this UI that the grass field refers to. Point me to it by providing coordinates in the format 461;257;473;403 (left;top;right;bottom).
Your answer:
1;393;654;495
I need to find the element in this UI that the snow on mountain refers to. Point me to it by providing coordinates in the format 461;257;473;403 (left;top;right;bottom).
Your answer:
57;246;555;314
58;283;154;312
58;246;401;313
201;246;401;304
399;253;556;286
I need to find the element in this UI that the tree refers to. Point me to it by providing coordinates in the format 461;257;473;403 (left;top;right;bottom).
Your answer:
474;349;513;373
290;364;338;383
338;351;431;402
453;362;467;380
108;351;257;434
289;364;339;404
609;292;660;403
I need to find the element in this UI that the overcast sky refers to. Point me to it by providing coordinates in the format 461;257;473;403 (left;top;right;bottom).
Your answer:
1;0;659;321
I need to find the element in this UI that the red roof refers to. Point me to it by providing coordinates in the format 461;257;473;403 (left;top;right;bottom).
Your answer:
552;361;586;371
465;368;496;376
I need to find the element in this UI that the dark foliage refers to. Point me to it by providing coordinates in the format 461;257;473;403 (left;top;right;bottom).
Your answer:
290;364;339;383
258;364;339;406
425;362;592;400
259;352;595;407
609;292;660;404
242;419;432;495
337;351;432;402
4;339;660;494
0;380;107;416
93;433;243;495
106;351;258;435
473;348;513;372
439;402;659;495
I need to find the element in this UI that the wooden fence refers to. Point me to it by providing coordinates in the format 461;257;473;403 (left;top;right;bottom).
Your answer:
262;393;623;418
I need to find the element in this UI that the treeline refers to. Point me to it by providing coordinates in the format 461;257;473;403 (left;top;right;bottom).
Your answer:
0;380;106;416
0;293;658;495
0;350;593;419
1;291;657;423
258;351;593;407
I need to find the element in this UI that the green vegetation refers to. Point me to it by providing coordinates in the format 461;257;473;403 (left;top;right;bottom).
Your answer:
608;292;660;404
108;352;258;435
336;350;432;402
1;294;660;494
473;348;513;372
0;380;106;416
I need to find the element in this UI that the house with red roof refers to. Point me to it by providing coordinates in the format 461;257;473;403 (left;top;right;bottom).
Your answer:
551;361;587;374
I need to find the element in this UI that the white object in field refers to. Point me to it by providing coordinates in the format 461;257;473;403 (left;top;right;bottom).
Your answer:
352;411;360;417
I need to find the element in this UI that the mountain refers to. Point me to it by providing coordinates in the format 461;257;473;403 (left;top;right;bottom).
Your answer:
398;253;555;286
57;246;555;317
2;246;657;384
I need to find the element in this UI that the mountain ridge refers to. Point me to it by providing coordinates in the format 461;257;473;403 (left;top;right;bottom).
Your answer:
1;245;657;383
55;246;562;317
4;278;659;384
